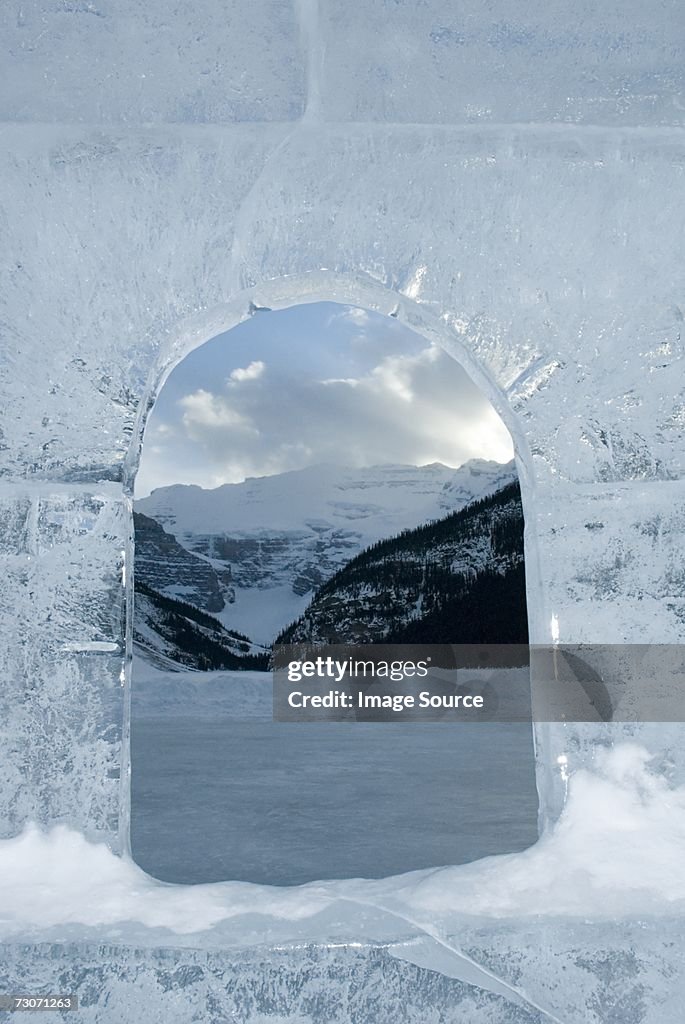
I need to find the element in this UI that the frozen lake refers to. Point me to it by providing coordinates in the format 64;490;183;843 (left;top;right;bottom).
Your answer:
130;664;539;886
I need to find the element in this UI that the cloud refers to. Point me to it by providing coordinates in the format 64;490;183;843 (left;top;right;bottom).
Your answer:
136;303;515;495
326;306;371;329
308;345;513;469
179;389;258;435
367;344;442;403
321;377;359;387
166;344;512;486
228;360;265;384
150;422;175;438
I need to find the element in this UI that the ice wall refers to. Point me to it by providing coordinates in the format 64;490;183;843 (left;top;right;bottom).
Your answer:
1;1;681;126
0;0;684;851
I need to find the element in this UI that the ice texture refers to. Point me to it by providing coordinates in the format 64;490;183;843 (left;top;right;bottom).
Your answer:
2;127;685;487
1;744;681;938
1;0;685;1017
3;120;685;841
0;2;306;124
1;747;684;1019
320;0;685;126
0;943;556;1024
0;484;128;848
4;932;683;1024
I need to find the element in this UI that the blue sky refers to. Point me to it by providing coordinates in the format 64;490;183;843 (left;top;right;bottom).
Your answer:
135;302;514;496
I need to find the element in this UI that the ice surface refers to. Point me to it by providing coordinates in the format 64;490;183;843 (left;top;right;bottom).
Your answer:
131;716;538;885
4;925;684;1023
0;942;563;1023
1;0;685;1015
1;745;685;1018
0;2;306;123
528;480;685;826
130;663;538;884
2;1;680;128
320;0;685;126
0;484;128;847
1;114;685;888
3;128;685;489
0;744;682;938
132;660;274;718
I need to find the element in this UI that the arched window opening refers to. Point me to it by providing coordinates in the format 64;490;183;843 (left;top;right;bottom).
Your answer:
130;302;537;885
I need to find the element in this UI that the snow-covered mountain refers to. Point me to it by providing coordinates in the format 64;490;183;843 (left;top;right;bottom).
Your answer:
278;481;527;646
134;582;268;671
135;459;516;644
134;511;231;613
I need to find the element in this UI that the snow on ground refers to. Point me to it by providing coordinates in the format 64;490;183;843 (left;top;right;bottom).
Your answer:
1;743;684;942
5;659;677;938
215;585;311;646
132;655;272;717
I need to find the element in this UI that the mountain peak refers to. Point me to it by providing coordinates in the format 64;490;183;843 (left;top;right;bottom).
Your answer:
136;458;518;644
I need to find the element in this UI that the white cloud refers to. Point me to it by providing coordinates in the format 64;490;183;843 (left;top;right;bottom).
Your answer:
366;345;442;403
154;423;173;436
228;360;265;384
324;306;381;349
321;376;360;387
323;344;443;404
179;389;257;434
326;306;371;329
369;358;414;402
344;307;370;327
167;342;513;487
137;305;515;494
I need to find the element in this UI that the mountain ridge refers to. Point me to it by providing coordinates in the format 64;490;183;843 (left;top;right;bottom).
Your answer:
135;458;517;644
277;481;527;646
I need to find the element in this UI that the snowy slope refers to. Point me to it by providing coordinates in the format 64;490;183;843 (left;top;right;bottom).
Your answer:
279;481;526;645
133;583;267;671
136;459;516;644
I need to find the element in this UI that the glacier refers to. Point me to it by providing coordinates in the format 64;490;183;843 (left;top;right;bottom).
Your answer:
1;0;685;1019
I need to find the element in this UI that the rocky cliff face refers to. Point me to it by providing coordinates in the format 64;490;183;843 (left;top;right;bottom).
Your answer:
133;512;231;614
185;528;363;595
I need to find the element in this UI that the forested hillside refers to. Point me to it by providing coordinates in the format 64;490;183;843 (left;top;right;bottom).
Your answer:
277;482;527;646
134;582;269;671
